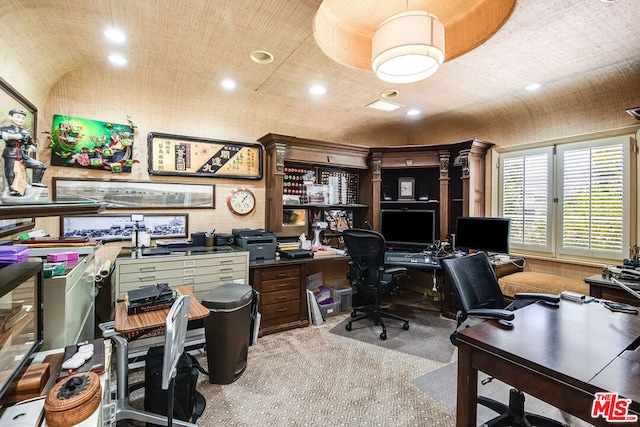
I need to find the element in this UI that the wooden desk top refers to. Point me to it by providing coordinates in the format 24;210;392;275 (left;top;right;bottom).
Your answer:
115;285;210;333
458;300;640;405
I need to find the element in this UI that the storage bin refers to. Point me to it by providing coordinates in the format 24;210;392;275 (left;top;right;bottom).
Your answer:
0;245;29;267
318;300;341;318
329;285;352;312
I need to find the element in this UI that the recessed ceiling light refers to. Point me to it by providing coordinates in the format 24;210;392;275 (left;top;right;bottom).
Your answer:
104;28;126;43
108;53;127;66
250;50;274;64
525;83;541;91
308;84;327;96
406;109;421;116
366;99;404;111
221;78;236;90
381;90;399;98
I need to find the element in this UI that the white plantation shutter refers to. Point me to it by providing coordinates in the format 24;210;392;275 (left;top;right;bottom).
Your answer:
557;137;629;259
500;148;553;252
499;133;632;261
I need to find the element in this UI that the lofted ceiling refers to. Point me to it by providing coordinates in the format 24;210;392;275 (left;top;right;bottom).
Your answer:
0;0;639;147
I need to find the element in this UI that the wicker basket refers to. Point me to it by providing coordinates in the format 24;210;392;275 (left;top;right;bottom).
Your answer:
44;371;101;427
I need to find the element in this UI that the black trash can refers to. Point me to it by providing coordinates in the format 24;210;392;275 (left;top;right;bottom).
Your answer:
202;283;254;384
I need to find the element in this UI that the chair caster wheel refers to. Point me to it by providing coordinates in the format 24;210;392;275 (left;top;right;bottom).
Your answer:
345;323;352;331
380;332;387;340
402;322;409;330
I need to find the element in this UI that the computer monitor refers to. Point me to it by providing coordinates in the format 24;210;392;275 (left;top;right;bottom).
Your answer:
379;209;436;251
454;216;511;255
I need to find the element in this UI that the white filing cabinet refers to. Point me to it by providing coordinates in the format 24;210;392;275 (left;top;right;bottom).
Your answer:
114;250;249;301
42;252;96;351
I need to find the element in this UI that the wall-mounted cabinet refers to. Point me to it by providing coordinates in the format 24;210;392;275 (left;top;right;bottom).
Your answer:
259;133;372;239
370;139;493;240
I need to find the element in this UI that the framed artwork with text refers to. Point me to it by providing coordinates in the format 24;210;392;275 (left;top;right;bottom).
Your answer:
148;132;263;179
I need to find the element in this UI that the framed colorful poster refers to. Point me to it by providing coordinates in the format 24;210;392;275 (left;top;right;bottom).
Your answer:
48;114;136;173
148;132;263;179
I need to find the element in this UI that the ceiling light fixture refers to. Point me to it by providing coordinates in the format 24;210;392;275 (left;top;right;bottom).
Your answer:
108;53;127;66
366;99;403;112
525;83;541;91
250;50;274;64
221;78;236;90
104;28;126;43
371;10;445;84
406;108;421;116
308;84;327;95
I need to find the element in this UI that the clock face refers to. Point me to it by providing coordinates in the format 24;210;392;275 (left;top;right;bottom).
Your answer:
227;188;256;215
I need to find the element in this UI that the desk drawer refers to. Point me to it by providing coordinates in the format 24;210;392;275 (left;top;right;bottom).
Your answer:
260;266;301;282
117;255;246;274
260;300;300;321
261;289;299;305
262;277;300;293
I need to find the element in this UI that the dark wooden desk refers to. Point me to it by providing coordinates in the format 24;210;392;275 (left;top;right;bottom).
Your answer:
585;274;640;307
457;300;640;427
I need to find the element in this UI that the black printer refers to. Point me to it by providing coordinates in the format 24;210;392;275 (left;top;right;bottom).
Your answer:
232;229;277;261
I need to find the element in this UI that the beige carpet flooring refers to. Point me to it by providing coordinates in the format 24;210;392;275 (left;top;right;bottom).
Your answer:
118;311;457;426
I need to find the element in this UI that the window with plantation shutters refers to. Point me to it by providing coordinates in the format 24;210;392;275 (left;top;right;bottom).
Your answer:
499;134;633;261
500;148;553;252
557;137;629;259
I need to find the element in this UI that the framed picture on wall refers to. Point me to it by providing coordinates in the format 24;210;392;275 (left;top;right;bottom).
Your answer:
52;177;214;209
398;177;415;200
148;132;263;179
60;213;188;241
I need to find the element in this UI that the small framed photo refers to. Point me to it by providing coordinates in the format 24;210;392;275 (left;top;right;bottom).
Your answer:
398;177;415;200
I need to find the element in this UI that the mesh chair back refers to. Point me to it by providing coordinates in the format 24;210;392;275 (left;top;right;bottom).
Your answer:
342;229;386;288
442;252;505;315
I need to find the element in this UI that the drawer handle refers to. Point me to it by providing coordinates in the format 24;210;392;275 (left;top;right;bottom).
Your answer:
139;275;156;281
221;268;233;273
276;273;287;278
276;308;288;312
183;269;195;276
276;296;288;301
184;277;195;285
220;259;234;264
184;261;196;267
220;276;234;281
140;267;156;273
277;283;288;287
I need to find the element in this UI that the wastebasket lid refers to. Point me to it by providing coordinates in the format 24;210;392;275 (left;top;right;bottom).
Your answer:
202;283;253;310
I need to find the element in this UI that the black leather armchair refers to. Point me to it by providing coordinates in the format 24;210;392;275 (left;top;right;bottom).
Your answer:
342;229;409;340
442;251;565;427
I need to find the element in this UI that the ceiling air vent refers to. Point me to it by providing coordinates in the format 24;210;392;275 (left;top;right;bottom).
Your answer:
626;106;640;120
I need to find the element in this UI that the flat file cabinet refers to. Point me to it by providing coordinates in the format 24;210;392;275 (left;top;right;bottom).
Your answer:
42;252;96;350
114;249;250;301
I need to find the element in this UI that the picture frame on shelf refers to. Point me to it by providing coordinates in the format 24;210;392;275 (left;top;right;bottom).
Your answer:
60;213;188;241
397;177;415;200
0;218;35;238
52;178;214;209
148;132;263;179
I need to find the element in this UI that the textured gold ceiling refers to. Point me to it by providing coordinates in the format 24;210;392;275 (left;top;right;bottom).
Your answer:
314;0;516;69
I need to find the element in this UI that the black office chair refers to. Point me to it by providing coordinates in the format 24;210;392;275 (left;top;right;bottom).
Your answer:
342;228;409;340
442;252;565;427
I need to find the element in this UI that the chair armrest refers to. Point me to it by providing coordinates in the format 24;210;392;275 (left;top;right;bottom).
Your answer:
384;266;408;275
466;308;515;321
515;293;560;304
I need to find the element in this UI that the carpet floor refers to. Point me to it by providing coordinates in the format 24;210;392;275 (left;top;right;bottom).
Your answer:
328;304;456;363
118;311;456;426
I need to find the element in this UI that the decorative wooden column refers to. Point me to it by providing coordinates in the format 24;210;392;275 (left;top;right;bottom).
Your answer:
468;143;490;217
371;153;382;231
439;150;450;240
458;149;471;217
264;142;286;233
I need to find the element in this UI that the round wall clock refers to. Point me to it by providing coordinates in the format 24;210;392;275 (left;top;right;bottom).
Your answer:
227;187;256;216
